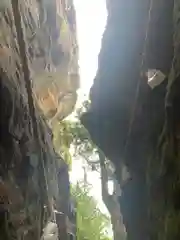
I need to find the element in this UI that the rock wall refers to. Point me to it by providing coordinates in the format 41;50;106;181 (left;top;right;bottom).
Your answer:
0;0;79;122
34;0;79;122
0;0;78;239
81;0;180;239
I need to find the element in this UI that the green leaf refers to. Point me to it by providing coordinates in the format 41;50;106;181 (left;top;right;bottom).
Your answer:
72;183;111;240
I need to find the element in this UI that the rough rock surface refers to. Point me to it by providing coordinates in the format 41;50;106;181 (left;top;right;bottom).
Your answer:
0;0;79;122
81;0;180;239
0;1;77;239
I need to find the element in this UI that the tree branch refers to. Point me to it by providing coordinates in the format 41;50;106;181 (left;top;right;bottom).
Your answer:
98;150;126;240
98;150;112;212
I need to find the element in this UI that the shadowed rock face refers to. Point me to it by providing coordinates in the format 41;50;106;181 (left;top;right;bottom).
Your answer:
0;72;76;239
0;0;78;238
82;0;173;172
81;0;175;239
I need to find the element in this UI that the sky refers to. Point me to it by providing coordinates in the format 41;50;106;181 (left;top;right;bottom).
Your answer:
73;0;107;96
69;0;108;213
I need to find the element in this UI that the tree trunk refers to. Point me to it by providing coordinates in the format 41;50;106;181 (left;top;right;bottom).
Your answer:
110;196;126;240
98;150;126;240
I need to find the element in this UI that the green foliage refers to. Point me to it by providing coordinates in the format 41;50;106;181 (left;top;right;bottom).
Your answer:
52;120;73;167
52;108;96;166
69;120;96;157
52;101;112;239
75;99;90;117
72;183;111;240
